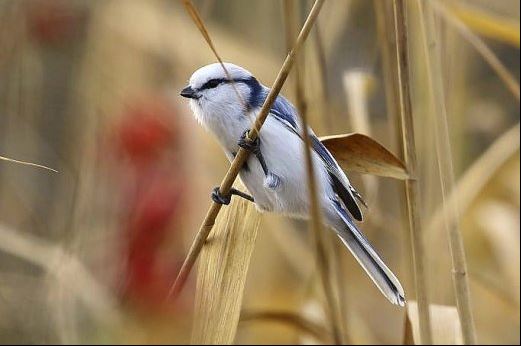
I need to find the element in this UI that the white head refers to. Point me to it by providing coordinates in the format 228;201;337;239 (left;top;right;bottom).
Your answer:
180;63;264;127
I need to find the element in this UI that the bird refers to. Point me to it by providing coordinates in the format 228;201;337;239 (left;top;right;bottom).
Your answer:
180;62;405;306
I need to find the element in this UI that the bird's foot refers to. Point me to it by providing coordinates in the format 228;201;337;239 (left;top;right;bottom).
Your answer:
238;129;261;155
211;186;254;205
211;187;231;205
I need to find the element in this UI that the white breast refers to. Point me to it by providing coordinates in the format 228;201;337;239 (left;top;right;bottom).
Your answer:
194;101;333;217
238;116;333;217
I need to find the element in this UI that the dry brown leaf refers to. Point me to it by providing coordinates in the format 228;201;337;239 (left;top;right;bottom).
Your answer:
191;181;261;344
407;301;463;345
319;133;408;180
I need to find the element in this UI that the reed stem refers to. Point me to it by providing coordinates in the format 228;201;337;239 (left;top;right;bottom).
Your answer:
392;1;433;344
416;1;477;343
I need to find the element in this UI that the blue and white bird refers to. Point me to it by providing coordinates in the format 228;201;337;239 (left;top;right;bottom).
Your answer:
180;63;405;306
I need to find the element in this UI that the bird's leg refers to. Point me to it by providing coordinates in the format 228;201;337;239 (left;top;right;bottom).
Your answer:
211;186;254;205
238;130;281;190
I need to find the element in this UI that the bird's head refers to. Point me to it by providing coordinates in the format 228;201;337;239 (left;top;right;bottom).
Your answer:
180;63;263;120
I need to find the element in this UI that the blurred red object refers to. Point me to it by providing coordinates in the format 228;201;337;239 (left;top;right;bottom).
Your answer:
108;95;189;312
116;99;177;166
25;0;82;44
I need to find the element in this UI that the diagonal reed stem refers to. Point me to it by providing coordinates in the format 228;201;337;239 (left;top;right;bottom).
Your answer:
392;1;433;344
416;1;477;343
169;0;326;300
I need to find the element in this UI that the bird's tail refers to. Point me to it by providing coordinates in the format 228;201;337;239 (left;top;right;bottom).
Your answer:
332;201;406;306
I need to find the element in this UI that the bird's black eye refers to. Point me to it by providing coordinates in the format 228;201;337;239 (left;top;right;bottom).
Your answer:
202;79;223;90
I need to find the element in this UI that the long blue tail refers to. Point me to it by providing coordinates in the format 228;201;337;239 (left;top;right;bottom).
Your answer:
332;200;406;306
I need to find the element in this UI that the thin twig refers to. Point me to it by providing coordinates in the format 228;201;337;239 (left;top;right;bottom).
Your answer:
0;154;58;172
416;1;477;343
284;0;343;343
169;0;326;300
392;1;433;344
181;0;247;108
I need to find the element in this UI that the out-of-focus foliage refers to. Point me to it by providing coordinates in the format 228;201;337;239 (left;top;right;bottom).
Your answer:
0;0;518;344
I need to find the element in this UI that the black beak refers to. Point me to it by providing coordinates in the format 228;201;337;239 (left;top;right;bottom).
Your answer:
180;85;197;99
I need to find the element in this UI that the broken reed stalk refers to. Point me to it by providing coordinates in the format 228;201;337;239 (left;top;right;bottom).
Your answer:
392;1;433;344
169;0;326;300
191;186;261;344
416;1;477;343
284;0;343;343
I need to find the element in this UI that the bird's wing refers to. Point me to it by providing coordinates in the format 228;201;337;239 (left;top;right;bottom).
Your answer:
268;94;365;221
310;134;364;221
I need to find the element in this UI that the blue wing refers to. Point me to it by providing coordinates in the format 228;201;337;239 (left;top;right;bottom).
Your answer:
310;134;364;221
267;94;364;221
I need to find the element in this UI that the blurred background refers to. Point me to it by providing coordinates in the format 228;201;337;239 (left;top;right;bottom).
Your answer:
0;0;518;344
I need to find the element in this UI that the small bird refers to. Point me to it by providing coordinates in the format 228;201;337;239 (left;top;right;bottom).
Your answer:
180;63;405;306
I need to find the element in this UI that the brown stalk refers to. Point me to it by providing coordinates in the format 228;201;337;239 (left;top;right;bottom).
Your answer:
169;0;326;300
284;0;344;343
298;66;343;345
416;1;477;343
392;1;433;344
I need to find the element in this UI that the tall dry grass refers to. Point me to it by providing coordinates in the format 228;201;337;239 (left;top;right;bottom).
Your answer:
0;0;518;344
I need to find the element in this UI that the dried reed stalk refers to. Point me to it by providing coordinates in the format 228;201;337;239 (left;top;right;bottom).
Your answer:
169;0;325;300
416;1;477;343
392;1;433;344
191;182;261;344
299;84;343;345
283;0;343;343
311;13;350;341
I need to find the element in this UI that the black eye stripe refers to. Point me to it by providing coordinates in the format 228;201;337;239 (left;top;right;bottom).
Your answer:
198;78;252;91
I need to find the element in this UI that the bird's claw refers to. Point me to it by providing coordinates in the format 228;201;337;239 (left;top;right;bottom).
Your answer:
238;129;260;155
211;187;231;205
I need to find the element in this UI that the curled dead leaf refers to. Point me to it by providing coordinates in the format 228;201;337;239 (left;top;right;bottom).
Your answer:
319;133;408;180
